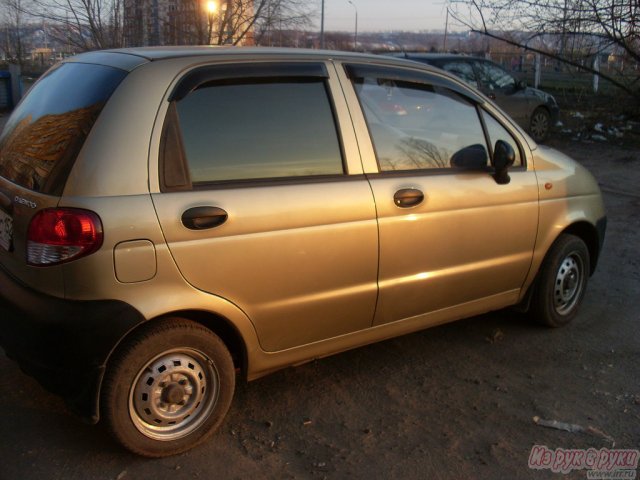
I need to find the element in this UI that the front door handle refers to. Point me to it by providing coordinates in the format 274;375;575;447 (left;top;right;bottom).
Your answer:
181;206;228;230
393;188;424;208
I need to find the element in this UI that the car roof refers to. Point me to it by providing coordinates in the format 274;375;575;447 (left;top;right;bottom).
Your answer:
61;46;486;106
393;52;485;62
67;46;428;72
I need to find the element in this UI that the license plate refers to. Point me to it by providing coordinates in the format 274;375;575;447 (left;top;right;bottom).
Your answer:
0;209;13;251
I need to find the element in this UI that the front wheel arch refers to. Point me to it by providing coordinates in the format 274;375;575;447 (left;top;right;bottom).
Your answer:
529;233;590;327
563;221;601;275
518;222;600;314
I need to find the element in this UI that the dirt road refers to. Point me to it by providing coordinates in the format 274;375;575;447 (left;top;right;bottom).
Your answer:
0;138;638;480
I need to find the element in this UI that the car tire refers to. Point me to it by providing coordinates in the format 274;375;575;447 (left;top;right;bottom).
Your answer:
101;318;235;457
529;107;551;142
531;234;590;327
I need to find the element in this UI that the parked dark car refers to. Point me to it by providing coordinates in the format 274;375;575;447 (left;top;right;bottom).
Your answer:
390;53;559;142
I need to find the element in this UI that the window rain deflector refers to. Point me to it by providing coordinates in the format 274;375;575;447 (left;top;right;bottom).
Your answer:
344;63;483;104
170;62;329;102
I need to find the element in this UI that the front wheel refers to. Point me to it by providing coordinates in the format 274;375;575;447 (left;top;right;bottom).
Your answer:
531;234;590;327
102;319;235;457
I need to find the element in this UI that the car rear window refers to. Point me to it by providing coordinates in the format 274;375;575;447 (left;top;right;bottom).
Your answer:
0;62;127;195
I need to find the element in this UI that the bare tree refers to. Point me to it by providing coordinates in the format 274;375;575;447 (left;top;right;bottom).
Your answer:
118;0;312;48
0;0;26;65
450;0;640;96
252;0;314;46
208;0;314;46
29;0;124;51
153;0;262;46
398;137;450;169
215;0;263;45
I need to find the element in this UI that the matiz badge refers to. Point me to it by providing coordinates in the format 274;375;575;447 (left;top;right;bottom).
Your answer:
14;196;37;209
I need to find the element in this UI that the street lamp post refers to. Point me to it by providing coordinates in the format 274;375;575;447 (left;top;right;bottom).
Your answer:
347;0;358;51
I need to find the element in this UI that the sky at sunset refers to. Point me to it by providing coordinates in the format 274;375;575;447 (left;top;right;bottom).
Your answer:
320;0;452;32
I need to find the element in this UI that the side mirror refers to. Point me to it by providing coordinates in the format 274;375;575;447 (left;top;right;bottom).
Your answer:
516;79;527;90
450;144;488;170
492;140;515;185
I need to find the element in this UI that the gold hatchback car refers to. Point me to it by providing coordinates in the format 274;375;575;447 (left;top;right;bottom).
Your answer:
0;48;605;457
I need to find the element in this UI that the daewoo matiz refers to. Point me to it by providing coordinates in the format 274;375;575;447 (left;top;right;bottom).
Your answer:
0;47;606;457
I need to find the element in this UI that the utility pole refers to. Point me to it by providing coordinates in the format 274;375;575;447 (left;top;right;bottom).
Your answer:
443;7;449;52
347;0;358;51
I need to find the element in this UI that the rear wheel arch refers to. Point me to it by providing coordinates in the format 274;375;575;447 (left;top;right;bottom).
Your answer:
100;317;237;456
106;310;248;378
97;310;249;422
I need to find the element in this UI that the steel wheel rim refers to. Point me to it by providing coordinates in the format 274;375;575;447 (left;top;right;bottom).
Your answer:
553;252;585;315
531;111;549;139
129;348;219;441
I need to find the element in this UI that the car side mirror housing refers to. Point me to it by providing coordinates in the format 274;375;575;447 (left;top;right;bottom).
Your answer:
450;144;488;170
516;79;527;90
492;140;515;185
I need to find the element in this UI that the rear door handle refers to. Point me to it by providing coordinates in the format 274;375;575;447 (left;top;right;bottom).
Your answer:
181;206;228;230
393;188;424;208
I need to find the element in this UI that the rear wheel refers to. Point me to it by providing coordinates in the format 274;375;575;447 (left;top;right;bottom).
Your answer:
531;234;590;327
102;319;235;457
529;107;551;142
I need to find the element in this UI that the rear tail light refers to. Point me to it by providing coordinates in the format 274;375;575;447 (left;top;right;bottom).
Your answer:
27;208;103;266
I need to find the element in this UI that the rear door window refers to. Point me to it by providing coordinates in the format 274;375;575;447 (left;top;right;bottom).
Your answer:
178;81;343;183
162;64;344;188
0;63;127;195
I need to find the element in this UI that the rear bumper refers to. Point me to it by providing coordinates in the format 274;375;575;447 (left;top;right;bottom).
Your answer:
0;265;144;423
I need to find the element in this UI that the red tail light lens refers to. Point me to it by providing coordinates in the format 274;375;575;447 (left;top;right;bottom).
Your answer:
27;208;103;266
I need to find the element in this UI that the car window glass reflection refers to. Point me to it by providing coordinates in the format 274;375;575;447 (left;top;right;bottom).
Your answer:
354;78;488;171
482;111;523;167
0;63;126;194
176;80;344;183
